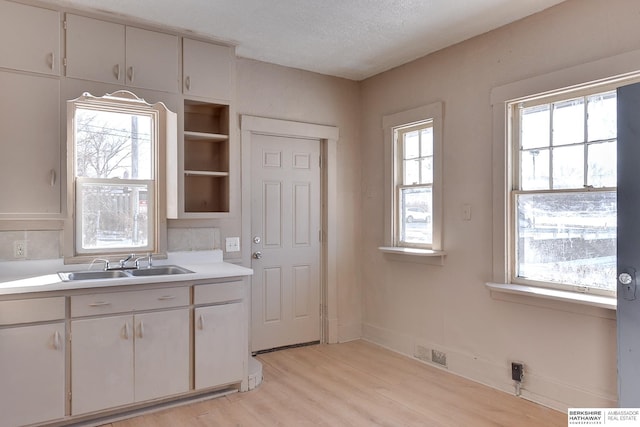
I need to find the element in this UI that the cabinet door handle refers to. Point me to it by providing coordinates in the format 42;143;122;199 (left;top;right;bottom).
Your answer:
158;295;175;301
49;169;56;187
53;330;61;350
114;64;121;81
128;66;134;83
139;321;144;339
185;75;191;91
49;52;55;70
199;314;205;330
88;301;111;307
123;322;130;340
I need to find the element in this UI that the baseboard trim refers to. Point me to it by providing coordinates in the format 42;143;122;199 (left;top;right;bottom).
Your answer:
362;322;616;411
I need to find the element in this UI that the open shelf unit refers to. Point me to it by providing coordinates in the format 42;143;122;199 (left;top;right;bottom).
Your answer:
182;100;230;214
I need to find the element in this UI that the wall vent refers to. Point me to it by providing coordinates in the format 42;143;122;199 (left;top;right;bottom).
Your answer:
431;349;447;367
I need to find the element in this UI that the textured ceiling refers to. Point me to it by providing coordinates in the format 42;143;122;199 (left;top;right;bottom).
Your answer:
44;0;566;81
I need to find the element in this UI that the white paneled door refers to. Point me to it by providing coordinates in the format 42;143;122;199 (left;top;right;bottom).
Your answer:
251;134;321;352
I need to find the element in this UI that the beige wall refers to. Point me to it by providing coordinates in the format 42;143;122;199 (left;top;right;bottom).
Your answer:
360;0;640;410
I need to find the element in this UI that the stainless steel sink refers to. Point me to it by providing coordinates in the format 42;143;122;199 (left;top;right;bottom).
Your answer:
58;270;130;281
58;265;194;281
127;265;194;277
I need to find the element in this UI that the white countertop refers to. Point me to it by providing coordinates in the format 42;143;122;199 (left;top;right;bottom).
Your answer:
0;250;253;296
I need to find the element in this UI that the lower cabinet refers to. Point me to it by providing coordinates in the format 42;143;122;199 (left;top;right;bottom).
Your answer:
0;322;65;427
195;302;244;389
71;308;190;415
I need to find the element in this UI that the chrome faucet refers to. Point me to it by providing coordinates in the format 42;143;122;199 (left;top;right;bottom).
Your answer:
89;258;111;271
135;253;153;269
119;254;136;269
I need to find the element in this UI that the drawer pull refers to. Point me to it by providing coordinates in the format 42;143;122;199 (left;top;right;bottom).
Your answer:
158;295;176;301
199;314;205;330
123;322;130;340
88;301;111;307
53;330;61;350
139;321;144;339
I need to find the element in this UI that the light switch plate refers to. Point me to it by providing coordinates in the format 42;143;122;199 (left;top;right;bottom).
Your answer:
225;237;240;252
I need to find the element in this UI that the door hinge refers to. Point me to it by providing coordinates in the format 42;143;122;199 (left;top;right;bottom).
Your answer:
319;230;323;242
319;156;322;168
63;57;67;68
63;20;67;30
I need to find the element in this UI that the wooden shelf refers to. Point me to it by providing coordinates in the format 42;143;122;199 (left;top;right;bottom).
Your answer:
183;131;228;141
182;99;230;215
184;170;229;177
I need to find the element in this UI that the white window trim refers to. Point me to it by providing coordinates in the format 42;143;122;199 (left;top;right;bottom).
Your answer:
380;102;445;263
64;90;175;263
489;48;640;310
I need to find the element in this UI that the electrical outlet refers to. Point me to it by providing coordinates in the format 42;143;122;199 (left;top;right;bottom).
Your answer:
13;240;26;258
225;237;240;252
511;362;524;382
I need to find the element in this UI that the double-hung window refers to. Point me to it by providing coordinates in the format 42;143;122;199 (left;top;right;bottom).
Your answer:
511;88;617;295
382;102;443;254
67;91;173;257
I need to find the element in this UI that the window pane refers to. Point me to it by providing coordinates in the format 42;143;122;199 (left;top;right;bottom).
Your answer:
521;104;550;149
75;108;153;179
552;145;584;189
421;128;433;156
399;186;432;246
421;156;433;184
587;91;616;142
404;159;420;185
588;141;616;187
516;191;616;292
78;181;152;251
403;130;420;160
552;98;584;146
521;148;550;190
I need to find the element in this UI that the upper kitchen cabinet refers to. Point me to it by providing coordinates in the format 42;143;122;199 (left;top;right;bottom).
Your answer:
183;38;233;101
65;14;180;92
0;1;60;75
0;71;60;217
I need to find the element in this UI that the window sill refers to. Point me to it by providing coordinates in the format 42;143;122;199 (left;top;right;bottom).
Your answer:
486;282;616;311
378;246;446;265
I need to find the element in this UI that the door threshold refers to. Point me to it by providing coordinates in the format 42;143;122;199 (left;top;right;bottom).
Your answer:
252;340;320;356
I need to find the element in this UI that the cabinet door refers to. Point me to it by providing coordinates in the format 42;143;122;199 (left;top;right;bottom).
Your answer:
125;27;179;92
0;71;60;216
194;302;245;389
65;14;125;84
71;315;134;415
183;38;233;101
0;323;65;427
0;1;60;75
134;309;190;401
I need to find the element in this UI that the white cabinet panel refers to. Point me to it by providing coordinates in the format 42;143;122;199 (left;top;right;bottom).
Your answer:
126;26;179;92
71;315;134;415
195;302;244;389
65;14;125;84
183;38;233;101
134;309;190;401
0;323;65;427
0;1;60;75
65;15;179;92
0;71;60;216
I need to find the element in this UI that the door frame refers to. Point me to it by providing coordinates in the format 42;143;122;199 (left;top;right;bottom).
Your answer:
240;115;339;345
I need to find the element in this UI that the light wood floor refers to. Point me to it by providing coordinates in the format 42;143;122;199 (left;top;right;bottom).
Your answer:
103;340;566;426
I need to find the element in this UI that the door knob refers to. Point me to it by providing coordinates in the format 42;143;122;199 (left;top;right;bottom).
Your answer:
252;251;262;259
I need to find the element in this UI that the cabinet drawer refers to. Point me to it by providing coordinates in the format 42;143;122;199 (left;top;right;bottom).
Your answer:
71;287;189;317
0;297;65;325
194;281;244;305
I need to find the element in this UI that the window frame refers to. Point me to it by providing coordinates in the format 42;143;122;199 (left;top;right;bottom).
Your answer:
508;86;618;297
64;90;174;262
382;102;444;255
